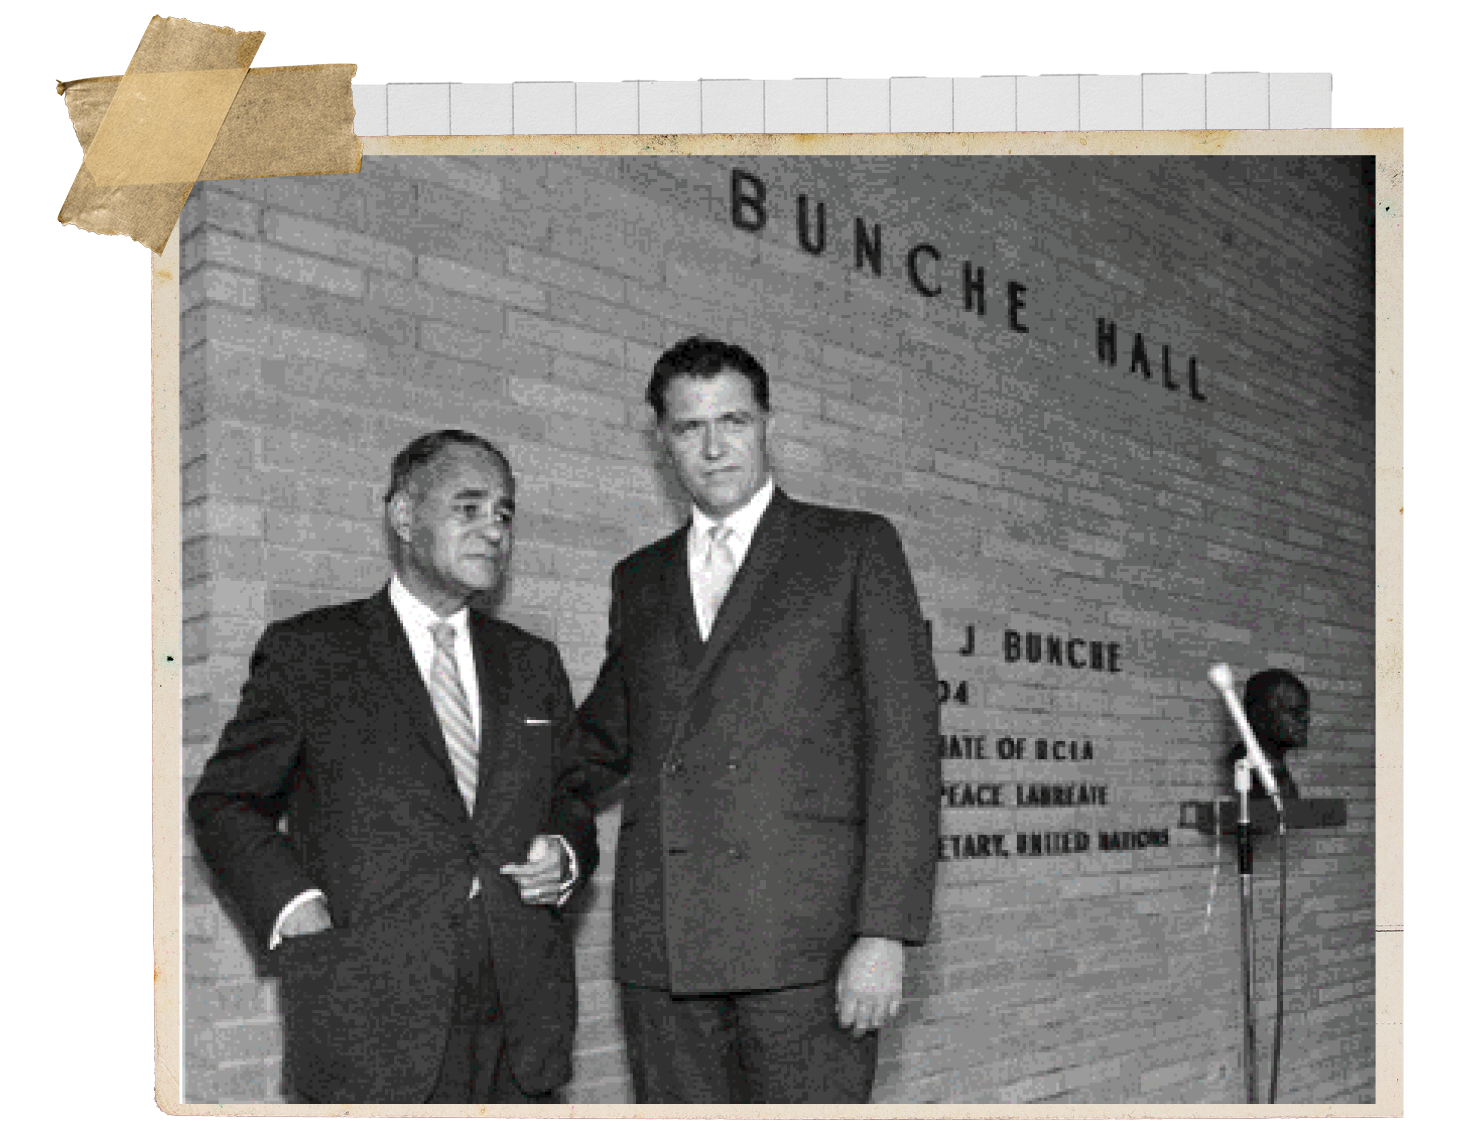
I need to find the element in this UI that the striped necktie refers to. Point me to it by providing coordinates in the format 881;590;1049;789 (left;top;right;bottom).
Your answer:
429;621;479;813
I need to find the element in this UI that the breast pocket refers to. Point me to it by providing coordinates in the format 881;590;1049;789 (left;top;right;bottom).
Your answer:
508;714;555;774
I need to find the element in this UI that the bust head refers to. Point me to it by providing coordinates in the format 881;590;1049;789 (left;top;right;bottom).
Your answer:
1243;668;1310;754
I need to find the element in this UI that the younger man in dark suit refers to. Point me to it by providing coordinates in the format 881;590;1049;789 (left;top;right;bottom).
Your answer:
190;430;596;1103
573;336;940;1103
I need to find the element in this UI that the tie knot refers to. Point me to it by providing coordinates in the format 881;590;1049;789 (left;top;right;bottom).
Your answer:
708;523;733;547
430;622;457;652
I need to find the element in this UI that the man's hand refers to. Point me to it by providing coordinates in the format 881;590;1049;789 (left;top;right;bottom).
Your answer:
499;835;568;905
277;896;332;939
836;936;904;1037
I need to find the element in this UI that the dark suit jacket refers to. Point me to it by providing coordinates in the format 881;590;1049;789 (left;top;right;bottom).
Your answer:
189;588;598;1103
575;490;939;994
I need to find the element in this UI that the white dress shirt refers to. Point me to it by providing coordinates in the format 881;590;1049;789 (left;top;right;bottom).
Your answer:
269;576;573;947
390;575;481;738
688;478;776;639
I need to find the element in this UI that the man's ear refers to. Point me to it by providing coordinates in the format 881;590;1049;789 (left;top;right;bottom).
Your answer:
387;491;414;543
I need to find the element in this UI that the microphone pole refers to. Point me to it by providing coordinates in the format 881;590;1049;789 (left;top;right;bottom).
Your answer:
1233;737;1258;1104
1208;663;1260;1103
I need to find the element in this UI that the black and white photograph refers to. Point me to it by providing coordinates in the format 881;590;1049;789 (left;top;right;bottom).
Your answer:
174;150;1380;1107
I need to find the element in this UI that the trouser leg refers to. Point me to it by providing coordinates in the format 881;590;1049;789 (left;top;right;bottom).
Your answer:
620;984;748;1103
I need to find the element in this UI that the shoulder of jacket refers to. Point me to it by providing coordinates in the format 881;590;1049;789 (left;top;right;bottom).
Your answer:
784;495;891;538
616;528;685;577
266;595;375;638
477;612;551;656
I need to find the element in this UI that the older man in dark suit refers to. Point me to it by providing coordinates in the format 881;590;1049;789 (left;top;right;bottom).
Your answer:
573;336;940;1103
189;430;597;1104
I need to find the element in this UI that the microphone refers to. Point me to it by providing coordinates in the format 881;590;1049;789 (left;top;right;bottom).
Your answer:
1207;663;1285;814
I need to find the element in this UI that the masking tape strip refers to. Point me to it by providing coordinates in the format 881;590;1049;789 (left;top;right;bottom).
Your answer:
58;16;361;254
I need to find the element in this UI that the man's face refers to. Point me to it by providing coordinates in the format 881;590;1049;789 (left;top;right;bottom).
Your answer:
392;445;514;615
1261;681;1310;750
659;369;772;520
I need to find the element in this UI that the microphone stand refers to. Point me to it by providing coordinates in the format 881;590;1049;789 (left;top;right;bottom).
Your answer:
1233;754;1258;1104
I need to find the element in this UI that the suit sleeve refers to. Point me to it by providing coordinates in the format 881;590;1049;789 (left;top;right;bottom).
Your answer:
542;639;600;885
852;518;941;944
187;623;320;948
566;562;636;802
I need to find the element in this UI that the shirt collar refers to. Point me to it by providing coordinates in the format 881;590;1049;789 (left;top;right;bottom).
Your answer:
691;478;776;543
389;574;470;639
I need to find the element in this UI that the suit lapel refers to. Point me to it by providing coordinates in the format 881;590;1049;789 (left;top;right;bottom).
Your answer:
467;609;509;829
684;489;795;699
661;525;704;671
361;589;466;818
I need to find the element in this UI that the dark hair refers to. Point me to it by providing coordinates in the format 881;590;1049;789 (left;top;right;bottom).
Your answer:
384;429;512;504
646;335;770;421
1243;668;1308;721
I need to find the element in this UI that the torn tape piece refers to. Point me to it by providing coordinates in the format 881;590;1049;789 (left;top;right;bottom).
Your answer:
85;69;251;186
59;16;263;251
87;16;262;184
58;73;190;252
57;75;122;153
199;65;361;181
58;17;358;253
